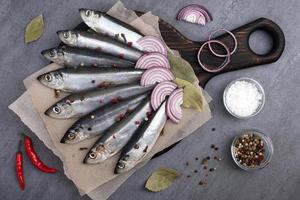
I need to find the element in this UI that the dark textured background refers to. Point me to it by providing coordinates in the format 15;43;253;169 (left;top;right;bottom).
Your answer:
1;0;299;199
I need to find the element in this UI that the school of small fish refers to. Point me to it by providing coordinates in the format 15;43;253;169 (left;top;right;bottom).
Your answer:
39;8;177;174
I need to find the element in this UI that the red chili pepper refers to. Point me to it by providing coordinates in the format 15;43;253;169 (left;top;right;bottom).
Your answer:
16;140;25;190
24;135;57;173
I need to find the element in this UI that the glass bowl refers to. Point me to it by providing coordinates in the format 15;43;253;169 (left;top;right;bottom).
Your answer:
231;130;274;171
223;77;265;119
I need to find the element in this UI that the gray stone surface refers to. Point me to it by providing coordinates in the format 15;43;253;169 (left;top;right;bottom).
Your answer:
0;0;299;199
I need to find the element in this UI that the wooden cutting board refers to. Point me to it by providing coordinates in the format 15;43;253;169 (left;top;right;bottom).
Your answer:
72;14;285;157
154;16;285;87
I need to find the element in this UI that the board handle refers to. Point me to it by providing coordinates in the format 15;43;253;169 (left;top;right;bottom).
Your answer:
216;18;285;70
190;18;286;86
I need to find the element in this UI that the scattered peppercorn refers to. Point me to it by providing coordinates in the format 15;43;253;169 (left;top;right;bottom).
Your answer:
203;166;207;170
185;161;189;166
199;181;203;185
54;89;60;98
209;168;216;172
195;157;199;160
194;170;198;173
210;144;215;148
214;147;219;151
79;147;88;151
206;156;210;160
212;128;216;131
186;175;191;178
143;146;148;153
201;158;208;165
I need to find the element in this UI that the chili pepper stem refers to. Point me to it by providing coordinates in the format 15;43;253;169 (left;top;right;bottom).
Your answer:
18;139;22;152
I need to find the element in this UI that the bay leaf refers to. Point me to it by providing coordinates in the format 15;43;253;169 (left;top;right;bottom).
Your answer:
25;14;44;44
174;78;204;111
145;168;181;192
168;51;198;84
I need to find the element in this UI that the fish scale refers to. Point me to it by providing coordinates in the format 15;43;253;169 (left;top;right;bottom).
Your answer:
115;101;167;174
38;67;144;93
45;83;154;119
57;30;143;61
41;46;135;68
84;98;152;164
61;94;149;144
79;8;144;51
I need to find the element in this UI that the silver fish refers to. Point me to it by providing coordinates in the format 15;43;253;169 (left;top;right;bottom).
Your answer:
45;84;153;119
115;101;167;174
41;46;135;68
38;67;143;93
79;8;144;51
61;94;148;144
57;30;143;61
83;98;152;164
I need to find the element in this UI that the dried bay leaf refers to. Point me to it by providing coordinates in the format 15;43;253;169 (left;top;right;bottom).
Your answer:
25;14;44;43
168;52;198;84
174;78;204;111
145;168;180;192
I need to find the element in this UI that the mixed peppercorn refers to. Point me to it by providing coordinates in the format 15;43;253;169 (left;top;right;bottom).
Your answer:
233;133;265;168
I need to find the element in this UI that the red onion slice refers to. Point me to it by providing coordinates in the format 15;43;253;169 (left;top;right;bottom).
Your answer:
136;36;167;56
135;52;170;69
177;4;213;25
208;28;237;57
197;40;230;73
166;88;183;123
151;81;177;110
140;67;175;86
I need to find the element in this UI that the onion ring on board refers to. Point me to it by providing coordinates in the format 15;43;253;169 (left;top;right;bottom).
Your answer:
197;40;230;73
208;28;237;57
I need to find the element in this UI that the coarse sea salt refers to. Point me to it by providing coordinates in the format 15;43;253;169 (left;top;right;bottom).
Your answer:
225;80;263;117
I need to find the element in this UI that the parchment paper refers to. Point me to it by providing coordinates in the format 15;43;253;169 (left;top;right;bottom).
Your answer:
9;1;212;199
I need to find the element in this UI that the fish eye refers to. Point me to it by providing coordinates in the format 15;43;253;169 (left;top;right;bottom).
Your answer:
85;10;92;17
53;106;61;114
89;152;97;159
49;50;55;57
63;32;69;38
117;161;125;169
68;132;76;139
45;74;52;82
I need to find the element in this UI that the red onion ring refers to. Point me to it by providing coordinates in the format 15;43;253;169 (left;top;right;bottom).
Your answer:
151;81;177;110
166;88;183;123
208;28;237;57
197;40;230;73
135;52;170;69
140;67;175;86
136;36;167;56
177;4;212;25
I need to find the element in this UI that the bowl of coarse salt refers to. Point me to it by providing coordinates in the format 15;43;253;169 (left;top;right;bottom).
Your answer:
223;77;265;119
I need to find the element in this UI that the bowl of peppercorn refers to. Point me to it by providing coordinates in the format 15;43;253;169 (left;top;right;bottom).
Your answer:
231;130;273;171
